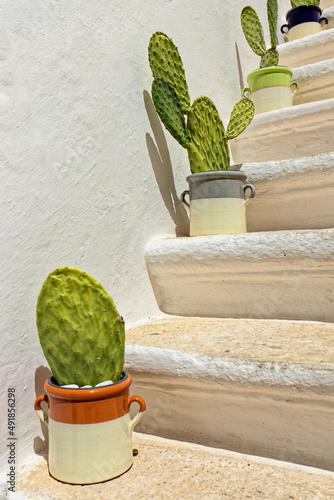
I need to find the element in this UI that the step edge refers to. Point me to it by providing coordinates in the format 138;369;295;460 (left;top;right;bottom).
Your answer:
125;345;334;388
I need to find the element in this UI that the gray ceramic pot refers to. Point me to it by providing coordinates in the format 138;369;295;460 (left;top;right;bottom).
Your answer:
181;169;255;236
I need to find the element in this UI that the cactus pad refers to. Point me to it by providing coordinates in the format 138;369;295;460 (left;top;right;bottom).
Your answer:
148;32;191;114
152;78;189;148
260;48;279;68
36;267;125;387
267;0;278;49
241;7;266;57
291;0;319;7
226;98;255;140
187;96;229;173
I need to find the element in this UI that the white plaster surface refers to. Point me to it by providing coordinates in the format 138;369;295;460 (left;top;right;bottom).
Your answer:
145;229;334;321
0;0;268;477
230;98;334;164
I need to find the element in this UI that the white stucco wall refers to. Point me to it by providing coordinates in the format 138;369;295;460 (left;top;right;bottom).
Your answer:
0;0;281;476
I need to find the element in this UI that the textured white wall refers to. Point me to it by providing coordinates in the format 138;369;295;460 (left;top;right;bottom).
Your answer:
0;0;270;474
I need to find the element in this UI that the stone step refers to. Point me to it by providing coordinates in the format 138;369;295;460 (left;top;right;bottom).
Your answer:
230;98;334;164
243;152;334;232
145;229;334;321
17;432;334;499
324;5;334;30
321;0;334;10
124;317;334;472
278;27;334;68
292;58;334;105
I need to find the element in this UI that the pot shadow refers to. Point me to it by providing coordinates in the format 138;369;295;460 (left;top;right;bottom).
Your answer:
143;90;189;237
33;365;52;461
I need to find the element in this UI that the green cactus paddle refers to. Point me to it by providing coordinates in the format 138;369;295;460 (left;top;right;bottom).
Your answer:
148;31;191;114
36;267;125;387
148;32;254;172
241;0;279;68
290;0;320;7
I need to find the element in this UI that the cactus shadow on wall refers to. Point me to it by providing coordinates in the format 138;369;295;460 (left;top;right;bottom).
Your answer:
144;90;189;237
33;365;52;462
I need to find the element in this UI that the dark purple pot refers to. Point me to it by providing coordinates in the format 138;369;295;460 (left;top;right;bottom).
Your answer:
281;5;328;34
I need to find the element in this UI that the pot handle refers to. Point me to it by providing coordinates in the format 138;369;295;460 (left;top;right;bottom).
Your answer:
291;81;299;95
181;190;190;208
242;87;250;98
34;394;49;428
280;23;289;35
320;17;328;29
127;395;146;433
243;183;256;205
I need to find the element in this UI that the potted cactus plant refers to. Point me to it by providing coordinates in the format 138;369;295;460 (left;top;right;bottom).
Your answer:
148;31;255;236
34;266;146;485
281;0;328;41
241;0;299;114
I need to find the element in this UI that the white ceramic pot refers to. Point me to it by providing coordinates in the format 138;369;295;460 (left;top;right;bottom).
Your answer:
34;371;146;484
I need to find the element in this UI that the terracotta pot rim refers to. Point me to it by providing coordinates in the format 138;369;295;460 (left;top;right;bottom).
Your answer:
44;371;131;401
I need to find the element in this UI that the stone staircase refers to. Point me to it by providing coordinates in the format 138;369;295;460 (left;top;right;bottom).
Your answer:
125;2;334;490
18;5;334;499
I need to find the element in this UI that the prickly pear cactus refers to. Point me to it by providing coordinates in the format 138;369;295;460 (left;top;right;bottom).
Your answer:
267;0;278;49
148;31;191;114
148;32;254;172
226;98;255;140
260;48;279;68
152;78;189;148
241;6;266;57
291;0;319;7
241;0;279;68
187;97;230;173
36;267;125;387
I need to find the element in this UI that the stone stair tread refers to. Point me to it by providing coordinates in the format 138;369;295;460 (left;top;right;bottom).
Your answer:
321;0;334;10
18;433;334;500
145;229;334;322
126;316;334;376
278;27;334;68
242;152;334;232
292;57;334;105
230;97;334;163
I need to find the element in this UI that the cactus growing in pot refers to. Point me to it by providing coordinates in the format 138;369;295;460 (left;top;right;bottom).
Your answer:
281;0;327;41
35;266;146;485
148;32;256;236
148;31;255;174
240;0;299;114
36;266;125;387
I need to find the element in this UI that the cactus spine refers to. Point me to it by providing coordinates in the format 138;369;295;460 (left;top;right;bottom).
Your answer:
241;0;279;68
36;267;125;387
148;32;254;173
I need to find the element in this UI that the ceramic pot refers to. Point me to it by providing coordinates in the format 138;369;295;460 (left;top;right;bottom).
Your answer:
242;66;299;114
181;169;255;236
281;5;328;41
34;371;146;484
